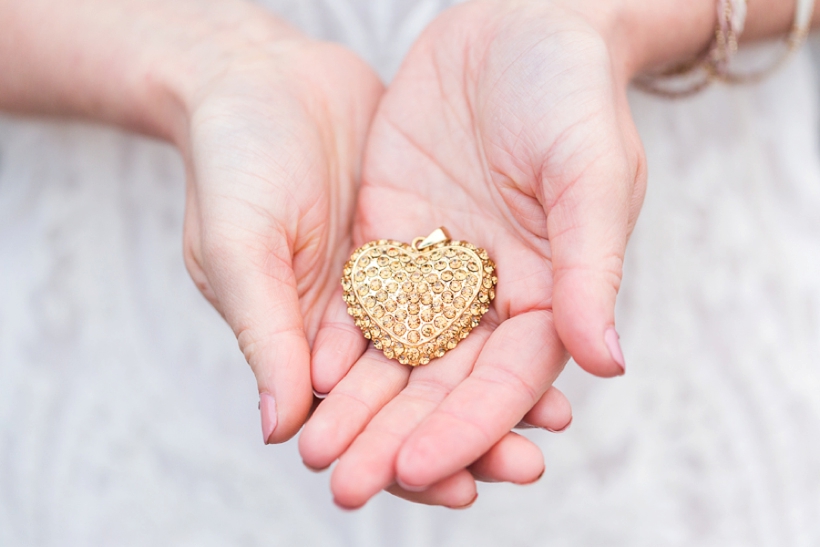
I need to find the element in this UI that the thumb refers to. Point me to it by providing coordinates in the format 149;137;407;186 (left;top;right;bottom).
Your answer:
546;135;644;378
198;236;313;444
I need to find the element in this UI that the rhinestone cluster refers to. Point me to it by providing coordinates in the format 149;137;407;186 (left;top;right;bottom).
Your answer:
342;238;497;366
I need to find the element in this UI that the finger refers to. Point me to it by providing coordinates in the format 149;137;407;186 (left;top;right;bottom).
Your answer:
329;323;494;509
387;432;541;508
519;386;572;432
311;286;369;395
469;432;544;484
545;127;641;378
384;470;477;509
299;347;410;471
396;310;566;489
203;237;313;445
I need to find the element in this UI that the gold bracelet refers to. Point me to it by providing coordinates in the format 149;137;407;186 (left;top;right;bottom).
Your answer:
634;0;814;98
718;19;812;84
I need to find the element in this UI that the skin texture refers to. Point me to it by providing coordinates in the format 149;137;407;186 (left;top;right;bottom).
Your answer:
2;0;818;509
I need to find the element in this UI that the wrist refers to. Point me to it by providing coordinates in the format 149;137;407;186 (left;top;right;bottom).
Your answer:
551;0;715;79
555;0;819;81
128;1;307;145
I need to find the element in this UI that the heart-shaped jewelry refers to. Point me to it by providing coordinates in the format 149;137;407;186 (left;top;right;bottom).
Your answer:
342;228;497;366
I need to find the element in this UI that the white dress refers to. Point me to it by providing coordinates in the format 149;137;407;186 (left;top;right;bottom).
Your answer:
1;1;819;545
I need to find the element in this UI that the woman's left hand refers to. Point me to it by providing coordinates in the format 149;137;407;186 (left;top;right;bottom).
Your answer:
300;0;647;508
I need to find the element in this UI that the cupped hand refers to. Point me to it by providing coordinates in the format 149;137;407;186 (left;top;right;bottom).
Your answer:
179;31;384;444
301;0;647;507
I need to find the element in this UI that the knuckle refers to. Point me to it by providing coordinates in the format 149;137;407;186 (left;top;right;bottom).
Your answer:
182;231;222;309
235;323;305;373
600;253;625;291
554;254;624;290
182;223;204;277
402;378;451;405
632;145;648;191
317;320;360;340
236;326;262;369
473;366;540;409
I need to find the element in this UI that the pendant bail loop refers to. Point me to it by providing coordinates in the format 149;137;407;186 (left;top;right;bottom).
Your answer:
414;227;451;250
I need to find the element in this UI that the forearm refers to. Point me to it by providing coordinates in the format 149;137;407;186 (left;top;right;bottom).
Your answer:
0;0;300;143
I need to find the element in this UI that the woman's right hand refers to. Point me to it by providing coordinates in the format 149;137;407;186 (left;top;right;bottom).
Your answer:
1;0;388;444
178;31;385;444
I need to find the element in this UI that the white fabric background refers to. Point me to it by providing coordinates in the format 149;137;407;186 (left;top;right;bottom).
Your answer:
1;1;819;545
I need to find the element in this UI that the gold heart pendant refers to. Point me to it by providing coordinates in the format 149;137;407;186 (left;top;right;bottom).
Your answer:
342;228;497;366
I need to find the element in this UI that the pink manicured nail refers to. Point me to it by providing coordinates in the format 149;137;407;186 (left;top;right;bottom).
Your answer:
396;478;428;493
260;392;277;444
453;493;479;510
604;327;626;374
546;415;573;433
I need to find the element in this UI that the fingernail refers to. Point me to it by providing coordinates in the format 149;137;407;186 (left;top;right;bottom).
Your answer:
260;392;277;444
546;415;573;433
453;493;478;510
302;461;329;473
396;478;428;493
521;468;546;485
604;327;626;374
313;389;328;400
471;471;499;483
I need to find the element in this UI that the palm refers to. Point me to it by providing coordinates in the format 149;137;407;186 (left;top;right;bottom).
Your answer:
303;1;645;507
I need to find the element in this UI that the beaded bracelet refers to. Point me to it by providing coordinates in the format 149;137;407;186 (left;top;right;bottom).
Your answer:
720;0;815;83
634;0;815;98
